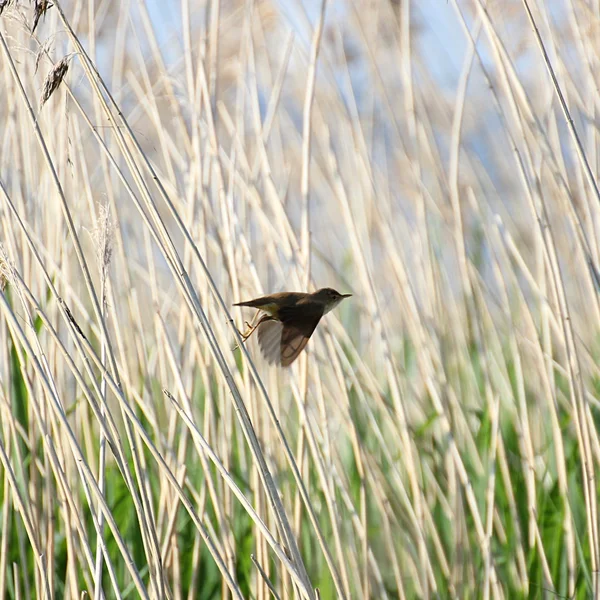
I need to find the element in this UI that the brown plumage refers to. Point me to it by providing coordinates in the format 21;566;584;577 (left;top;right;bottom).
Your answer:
234;288;351;366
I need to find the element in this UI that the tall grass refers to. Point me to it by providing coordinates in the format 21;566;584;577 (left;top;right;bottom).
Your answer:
0;0;599;597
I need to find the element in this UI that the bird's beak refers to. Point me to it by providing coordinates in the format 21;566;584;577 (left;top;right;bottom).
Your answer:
341;293;352;298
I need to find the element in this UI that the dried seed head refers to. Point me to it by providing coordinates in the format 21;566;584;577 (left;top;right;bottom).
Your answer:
32;0;52;34
39;55;69;110
94;201;114;273
0;0;13;16
34;48;43;74
0;246;12;291
0;263;7;292
34;37;53;74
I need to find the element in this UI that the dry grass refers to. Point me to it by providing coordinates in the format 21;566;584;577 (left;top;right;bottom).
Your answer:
0;0;599;598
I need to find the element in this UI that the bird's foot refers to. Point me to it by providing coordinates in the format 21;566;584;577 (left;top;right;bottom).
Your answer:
233;321;259;351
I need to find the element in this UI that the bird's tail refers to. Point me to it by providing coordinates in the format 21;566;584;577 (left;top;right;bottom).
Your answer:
233;299;269;308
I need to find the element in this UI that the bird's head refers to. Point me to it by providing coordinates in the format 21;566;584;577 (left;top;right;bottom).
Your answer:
314;287;352;314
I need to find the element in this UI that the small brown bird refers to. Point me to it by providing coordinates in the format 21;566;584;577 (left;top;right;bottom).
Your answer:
234;288;351;366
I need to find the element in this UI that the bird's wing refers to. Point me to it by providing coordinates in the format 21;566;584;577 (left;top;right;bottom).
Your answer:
257;320;283;364
257;305;323;366
279;323;314;366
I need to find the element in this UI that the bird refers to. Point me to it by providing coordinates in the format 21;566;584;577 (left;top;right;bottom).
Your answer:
234;288;351;366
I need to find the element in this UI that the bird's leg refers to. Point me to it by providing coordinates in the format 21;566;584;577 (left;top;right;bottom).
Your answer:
241;311;262;340
234;312;269;350
240;321;259;342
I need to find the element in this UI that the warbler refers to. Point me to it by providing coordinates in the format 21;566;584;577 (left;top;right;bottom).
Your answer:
234;288;351;366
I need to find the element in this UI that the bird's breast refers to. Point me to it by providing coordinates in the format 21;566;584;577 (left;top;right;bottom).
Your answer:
259;303;281;317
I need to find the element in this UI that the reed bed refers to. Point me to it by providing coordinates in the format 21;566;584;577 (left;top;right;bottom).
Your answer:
0;0;599;598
